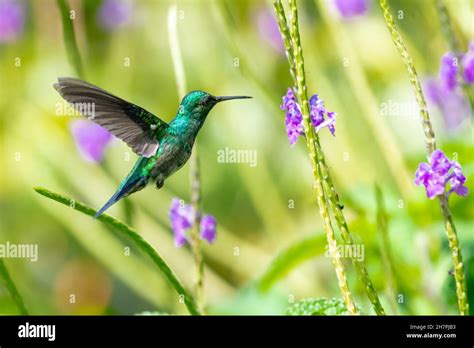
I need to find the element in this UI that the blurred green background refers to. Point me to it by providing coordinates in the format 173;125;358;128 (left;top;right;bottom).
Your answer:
0;0;473;315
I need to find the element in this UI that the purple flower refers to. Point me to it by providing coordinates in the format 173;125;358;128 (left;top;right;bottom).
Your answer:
462;42;474;84
169;198;195;247
70;120;113;163
281;88;304;146
309;94;325;127
439;52;458;91
97;0;134;31
168;198;217;247
309;94;337;136
281;88;337;145
414;149;468;199
200;215;217;244
424;78;471;131
334;0;369;18
256;8;284;54
0;0;25;43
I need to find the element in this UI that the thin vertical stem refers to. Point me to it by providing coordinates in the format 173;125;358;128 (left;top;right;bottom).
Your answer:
375;185;398;314
316;141;386;315
0;259;28;315
378;0;436;155
439;195;469;315
190;149;205;313
436;0;460;53
56;0;85;79
379;0;468;315
275;0;357;314
167;4;205;314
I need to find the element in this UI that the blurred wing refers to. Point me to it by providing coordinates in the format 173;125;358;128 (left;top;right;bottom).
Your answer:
54;77;169;157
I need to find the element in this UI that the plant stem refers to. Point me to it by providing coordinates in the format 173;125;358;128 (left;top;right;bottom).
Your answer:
316;141;386;315
436;0;460;53
0;259;28;315
375;185;398;314
56;0;85;79
438;195;469;315
189;148;205;314
316;0;412;198
34;187;201;315
275;0;357;315
378;0;436;155
378;0;469;315
167;5;205;313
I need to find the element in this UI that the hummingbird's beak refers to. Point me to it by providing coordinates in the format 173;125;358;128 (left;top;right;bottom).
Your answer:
214;95;252;103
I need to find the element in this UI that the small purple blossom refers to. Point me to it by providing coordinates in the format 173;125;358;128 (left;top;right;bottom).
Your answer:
415;149;468;199
169;198;195;247
309;94;325;127
309;95;336;136
334;0;369;18
0;0;25;43
439;52;458;91
168;198;218;247
256;8;284;54
281;88;304;146
200;215;217;244
70;120;113;163
281;88;337;145
424;78;471;131
97;0;134;31
462;42;474;84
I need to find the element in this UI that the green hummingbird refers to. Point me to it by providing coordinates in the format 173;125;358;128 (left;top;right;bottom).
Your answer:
54;77;251;218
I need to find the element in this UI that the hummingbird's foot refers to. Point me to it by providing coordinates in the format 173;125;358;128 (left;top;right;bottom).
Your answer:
156;177;164;189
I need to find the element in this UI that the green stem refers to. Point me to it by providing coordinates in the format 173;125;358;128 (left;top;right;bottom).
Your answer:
316;139;386;315
378;0;436;155
275;0;357;315
438;195;469;315
375;185;398;314
0;258;28;315
56;0;85;79
379;0;468;315
34;187;201;316
167;5;205;313
436;0;460;53
189;148;205;314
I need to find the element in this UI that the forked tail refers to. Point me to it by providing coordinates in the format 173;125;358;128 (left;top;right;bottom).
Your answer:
94;175;148;218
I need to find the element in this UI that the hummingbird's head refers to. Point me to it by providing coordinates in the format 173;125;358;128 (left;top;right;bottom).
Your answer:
179;90;252;121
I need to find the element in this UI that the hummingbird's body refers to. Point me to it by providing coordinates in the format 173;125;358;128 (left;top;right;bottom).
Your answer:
54;77;250;217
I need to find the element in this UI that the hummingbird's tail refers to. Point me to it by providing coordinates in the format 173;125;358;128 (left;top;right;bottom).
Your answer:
94;174;149;218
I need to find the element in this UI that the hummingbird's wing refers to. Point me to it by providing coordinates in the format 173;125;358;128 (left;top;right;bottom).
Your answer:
54;77;169;157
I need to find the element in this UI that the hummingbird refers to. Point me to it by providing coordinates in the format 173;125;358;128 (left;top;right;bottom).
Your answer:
54;77;251;218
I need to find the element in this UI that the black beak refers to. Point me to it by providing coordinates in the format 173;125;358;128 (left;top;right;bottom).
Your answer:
214;95;252;103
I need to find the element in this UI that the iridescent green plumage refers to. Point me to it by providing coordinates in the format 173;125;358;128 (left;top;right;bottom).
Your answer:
54;77;251;217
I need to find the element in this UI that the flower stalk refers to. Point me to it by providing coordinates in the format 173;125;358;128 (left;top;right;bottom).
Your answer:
0;258;28;315
274;0;357;315
436;0;460;53
379;0;469;315
375;185;398;314
167;5;205;314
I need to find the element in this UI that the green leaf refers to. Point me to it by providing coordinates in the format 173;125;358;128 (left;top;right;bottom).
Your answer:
287;298;351;316
258;234;327;292
0;258;28;315
33;187;201;316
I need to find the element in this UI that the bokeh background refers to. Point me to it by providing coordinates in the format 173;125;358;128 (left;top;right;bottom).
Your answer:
0;0;473;315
